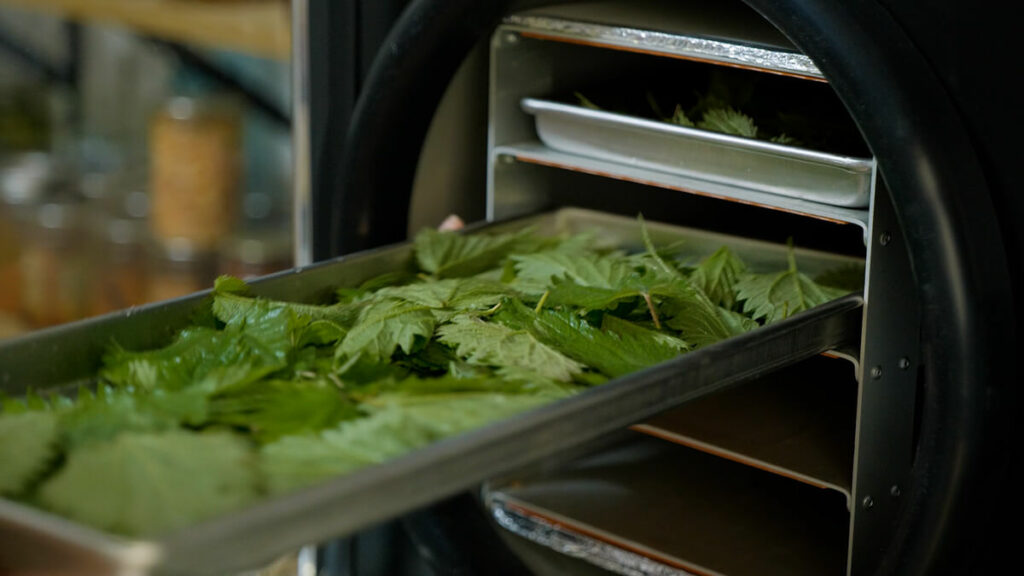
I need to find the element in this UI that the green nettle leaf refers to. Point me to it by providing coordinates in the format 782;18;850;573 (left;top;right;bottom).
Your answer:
0;411;59;495
669;104;695;127
215;277;363;338
338;299;437;362
209;380;359;443
39;430;258;536
372;278;517;312
736;255;850;323
770;133;802;146
698;107;758;138
437;315;583;382
688;246;747;309
99;322;290;392
414;227;537;278
59;385;208;450
0;390;71;414
296;320;348;348
662;284;758;348
262;392;552;493
495;300;687;378
512;251;632;292
543;278;646;312
574;91;601;110
545;265;693;327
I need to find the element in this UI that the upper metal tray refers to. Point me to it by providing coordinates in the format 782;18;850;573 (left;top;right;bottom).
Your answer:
523;98;875;209
0;208;864;576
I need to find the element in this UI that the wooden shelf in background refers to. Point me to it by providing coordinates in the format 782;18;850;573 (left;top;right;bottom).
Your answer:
0;0;291;60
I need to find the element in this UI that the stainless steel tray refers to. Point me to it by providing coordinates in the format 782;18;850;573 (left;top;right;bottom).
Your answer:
522;98;874;209
0;208;864;576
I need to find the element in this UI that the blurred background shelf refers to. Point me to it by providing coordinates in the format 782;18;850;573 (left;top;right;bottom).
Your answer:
0;0;290;60
0;0;294;340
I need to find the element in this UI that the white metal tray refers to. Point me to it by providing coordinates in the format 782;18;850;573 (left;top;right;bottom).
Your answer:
523;98;874;209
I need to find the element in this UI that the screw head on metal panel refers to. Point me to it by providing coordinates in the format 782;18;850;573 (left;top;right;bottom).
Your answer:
898;357;911;370
879;231;892;246
870;366;883;379
890;485;902;497
862;496;875;510
504;33;519;44
500;154;515;165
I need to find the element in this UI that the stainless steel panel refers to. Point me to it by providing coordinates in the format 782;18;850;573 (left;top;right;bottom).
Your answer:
0;208;863;576
631;354;858;501
486;435;851;576
523;98;874;209
847;184;919;575
494;143;871;232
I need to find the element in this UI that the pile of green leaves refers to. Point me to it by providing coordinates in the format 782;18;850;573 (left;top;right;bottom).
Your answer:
0;220;859;537
576;89;800;146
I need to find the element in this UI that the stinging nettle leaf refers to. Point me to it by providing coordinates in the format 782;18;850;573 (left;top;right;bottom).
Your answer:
437;315;583;382
338;299;437;362
512;250;632;292
496;300;687;378
209;379;359;443
698;107;758;138
39;430;258;536
662;283;758;348
58;385;208;450
100;326;288;393
0;411;59;495
736;267;850;324
261;392;550;493
688;246;747;310
414;227;537;279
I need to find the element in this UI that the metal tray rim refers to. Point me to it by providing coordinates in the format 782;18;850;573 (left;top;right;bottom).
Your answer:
522;97;874;170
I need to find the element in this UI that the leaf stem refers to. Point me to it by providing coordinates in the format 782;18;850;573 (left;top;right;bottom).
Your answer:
534;291;550;314
642;292;662;330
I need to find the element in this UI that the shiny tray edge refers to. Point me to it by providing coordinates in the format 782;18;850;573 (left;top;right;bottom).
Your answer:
522;98;874;208
524;98;873;169
501;14;822;80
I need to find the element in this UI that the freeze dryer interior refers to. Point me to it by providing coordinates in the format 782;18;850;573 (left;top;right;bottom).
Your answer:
314;0;1017;575
0;1;1015;575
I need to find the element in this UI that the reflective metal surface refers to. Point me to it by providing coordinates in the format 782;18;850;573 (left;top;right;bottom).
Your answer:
523;98;874;209
503;13;821;79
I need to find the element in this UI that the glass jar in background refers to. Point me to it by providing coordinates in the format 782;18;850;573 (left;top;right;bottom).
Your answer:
89;190;151;316
145;237;218;303
0;153;52;320
219;228;292;280
18;191;93;328
0;154;55;337
148;95;241;251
